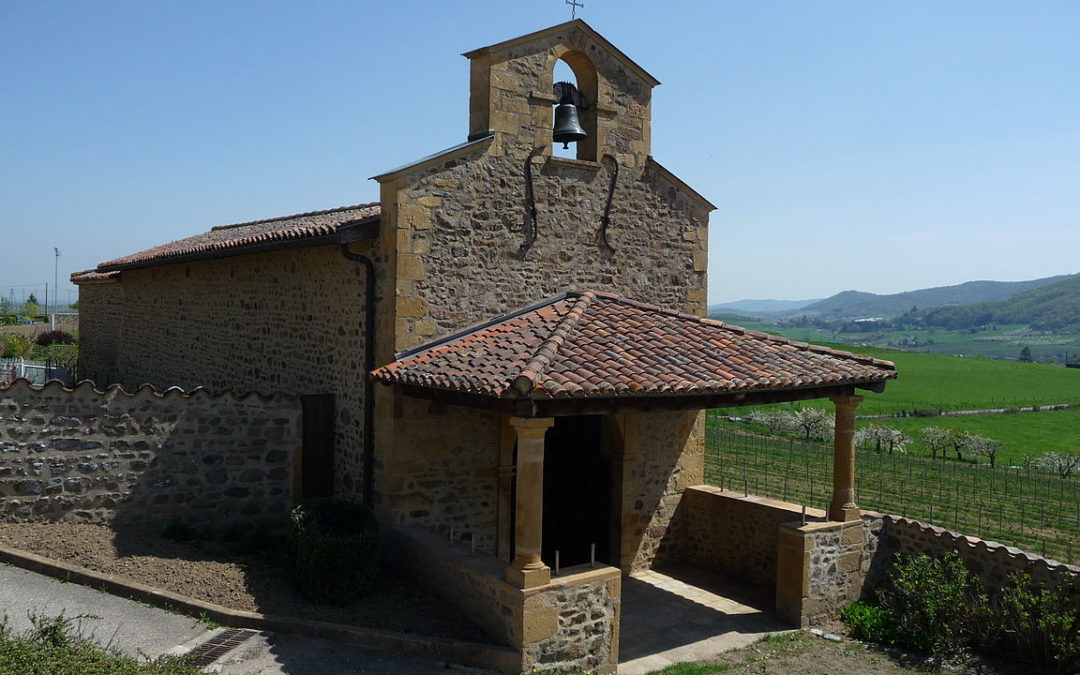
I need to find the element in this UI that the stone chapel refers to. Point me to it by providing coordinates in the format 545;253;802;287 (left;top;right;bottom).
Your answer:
74;20;895;672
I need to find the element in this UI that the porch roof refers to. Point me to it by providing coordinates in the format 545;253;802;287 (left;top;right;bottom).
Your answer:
371;291;897;417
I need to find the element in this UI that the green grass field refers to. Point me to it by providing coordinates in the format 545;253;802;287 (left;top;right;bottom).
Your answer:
810;343;1080;415
870;407;1080;464
714;315;1080;363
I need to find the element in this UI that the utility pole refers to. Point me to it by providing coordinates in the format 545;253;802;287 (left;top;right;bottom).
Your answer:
53;248;60;329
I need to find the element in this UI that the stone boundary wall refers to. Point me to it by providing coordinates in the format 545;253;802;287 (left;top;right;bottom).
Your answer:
387;525;620;673
870;512;1080;609
0;379;300;528
777;509;1080;628
682;486;824;591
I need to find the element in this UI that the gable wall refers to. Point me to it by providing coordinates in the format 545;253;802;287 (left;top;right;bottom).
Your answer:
77;282;124;385
77;244;372;499
374;24;711;537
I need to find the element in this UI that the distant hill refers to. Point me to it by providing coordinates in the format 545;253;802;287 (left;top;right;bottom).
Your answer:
917;274;1080;331
793;275;1074;319
706;298;820;316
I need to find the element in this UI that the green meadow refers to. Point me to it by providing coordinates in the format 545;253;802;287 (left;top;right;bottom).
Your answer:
724;343;1080;417
715;315;1080;363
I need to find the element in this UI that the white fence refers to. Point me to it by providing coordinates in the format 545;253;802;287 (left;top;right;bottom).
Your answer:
0;358;60;386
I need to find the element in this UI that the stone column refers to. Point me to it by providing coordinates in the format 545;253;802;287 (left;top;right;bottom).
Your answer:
507;416;555;588
829;396;863;522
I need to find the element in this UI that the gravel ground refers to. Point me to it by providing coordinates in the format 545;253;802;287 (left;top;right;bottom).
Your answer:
0;522;491;644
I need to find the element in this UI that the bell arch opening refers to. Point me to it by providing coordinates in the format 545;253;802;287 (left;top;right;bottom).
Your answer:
552;51;598;161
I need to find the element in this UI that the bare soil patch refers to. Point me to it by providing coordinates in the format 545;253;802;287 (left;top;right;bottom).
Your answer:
0;522;491;644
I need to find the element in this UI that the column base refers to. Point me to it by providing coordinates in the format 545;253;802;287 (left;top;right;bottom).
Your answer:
507;562;551;588
828;503;861;522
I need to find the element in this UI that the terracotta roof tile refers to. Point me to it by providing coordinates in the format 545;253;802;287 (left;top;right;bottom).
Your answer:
372;291;897;400
93;203;380;272
69;270;120;284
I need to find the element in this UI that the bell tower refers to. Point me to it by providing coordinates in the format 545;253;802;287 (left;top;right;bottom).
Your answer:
463;19;659;167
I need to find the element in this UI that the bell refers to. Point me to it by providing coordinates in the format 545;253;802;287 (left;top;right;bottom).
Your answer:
552;103;587;149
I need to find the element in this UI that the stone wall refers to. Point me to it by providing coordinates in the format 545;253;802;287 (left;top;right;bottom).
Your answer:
378;396;501;556
523;566;620;674
388;525;621;674
0;379;299;527
375;23;711;366
72;281;123;384
774;510;1080;628
871;513;1079;609
775;517;880;627
682;486;824;590
619;410;704;572
76;244;371;500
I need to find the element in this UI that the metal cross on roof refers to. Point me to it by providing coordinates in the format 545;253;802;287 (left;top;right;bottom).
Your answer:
566;0;584;19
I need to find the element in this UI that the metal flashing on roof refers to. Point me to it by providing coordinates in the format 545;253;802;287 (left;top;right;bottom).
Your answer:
371;133;495;183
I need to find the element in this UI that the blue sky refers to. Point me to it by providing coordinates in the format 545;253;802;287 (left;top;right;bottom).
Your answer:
3;1;1078;306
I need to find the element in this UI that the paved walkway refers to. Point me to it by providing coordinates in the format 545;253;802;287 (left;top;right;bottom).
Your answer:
619;565;791;675
0;563;490;674
0;562;209;659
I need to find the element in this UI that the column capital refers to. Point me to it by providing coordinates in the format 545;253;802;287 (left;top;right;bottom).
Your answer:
830;395;864;408
509;416;555;438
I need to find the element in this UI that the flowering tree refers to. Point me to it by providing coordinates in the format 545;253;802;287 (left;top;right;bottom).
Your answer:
1036;452;1080;479
920;426;952;461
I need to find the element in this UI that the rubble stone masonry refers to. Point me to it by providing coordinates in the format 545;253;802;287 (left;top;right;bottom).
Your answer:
76;244;370;500
0;379;300;528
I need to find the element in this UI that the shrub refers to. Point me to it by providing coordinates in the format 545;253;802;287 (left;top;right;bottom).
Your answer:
1;335;30;359
876;552;983;655
289;498;378;604
34;330;75;347
840;600;899;645
992;574;1080;673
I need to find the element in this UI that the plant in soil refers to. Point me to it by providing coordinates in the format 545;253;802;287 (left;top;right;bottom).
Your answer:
289;498;378;604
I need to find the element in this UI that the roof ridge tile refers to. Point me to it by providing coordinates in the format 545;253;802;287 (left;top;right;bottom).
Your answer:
511;291;596;396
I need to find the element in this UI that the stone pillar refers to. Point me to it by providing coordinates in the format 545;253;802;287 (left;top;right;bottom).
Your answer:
829;396;863;522
507;416;555;588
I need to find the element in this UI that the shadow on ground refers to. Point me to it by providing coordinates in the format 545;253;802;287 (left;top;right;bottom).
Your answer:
620;563;789;666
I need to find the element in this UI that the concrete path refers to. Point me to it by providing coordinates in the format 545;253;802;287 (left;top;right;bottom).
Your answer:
618;565;792;675
0;561;210;659
0;563;492;673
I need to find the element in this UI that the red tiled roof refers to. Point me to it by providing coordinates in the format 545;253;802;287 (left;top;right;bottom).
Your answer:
372;291;897;400
70;270;120;284
93;203;380;272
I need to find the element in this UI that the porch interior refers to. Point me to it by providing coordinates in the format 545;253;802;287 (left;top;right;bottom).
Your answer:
618;564;790;675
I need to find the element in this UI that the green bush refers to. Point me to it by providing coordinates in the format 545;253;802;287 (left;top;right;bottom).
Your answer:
1;335;29;359
992;574;1080;674
877;552;983;655
839;600;900;646
289;498;378;604
844;553;1079;671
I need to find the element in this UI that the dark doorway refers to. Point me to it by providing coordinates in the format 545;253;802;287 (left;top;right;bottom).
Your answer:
300;394;335;500
542;415;612;569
